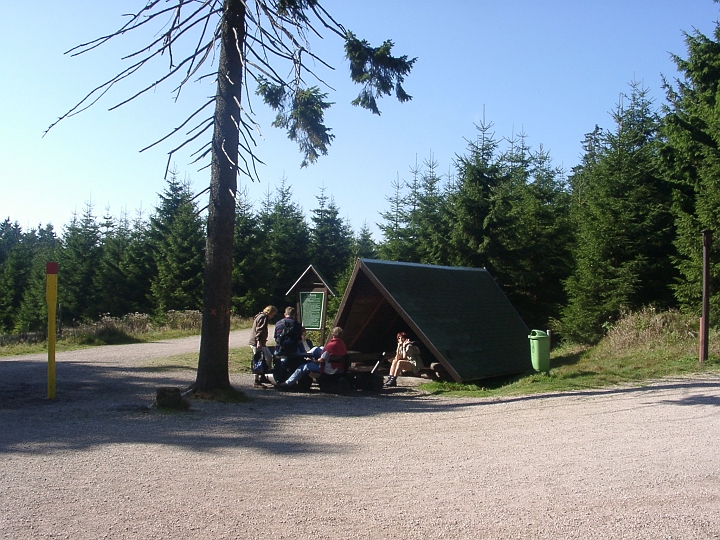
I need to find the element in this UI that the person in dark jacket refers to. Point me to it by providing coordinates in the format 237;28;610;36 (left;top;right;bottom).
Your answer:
273;306;303;356
297;327;314;354
249;305;277;385
298;326;323;359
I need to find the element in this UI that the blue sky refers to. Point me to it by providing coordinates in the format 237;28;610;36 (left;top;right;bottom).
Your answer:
1;1;719;240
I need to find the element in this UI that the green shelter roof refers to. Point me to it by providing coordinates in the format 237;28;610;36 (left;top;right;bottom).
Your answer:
334;259;531;382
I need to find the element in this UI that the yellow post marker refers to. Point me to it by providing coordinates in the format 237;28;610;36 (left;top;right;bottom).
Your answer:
46;262;58;399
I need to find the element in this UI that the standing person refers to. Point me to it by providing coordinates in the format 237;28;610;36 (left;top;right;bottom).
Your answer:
249;305;277;385
273;306;303;356
385;332;423;387
278;326;347;389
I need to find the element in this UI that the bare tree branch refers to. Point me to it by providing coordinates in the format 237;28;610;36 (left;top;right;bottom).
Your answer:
139;98;215;152
49;0;409;193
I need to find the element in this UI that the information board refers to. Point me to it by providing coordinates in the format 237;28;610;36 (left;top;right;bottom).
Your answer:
299;291;325;330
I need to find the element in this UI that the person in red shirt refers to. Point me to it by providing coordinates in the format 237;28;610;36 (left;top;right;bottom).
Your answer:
277;326;347;389
322;327;347;357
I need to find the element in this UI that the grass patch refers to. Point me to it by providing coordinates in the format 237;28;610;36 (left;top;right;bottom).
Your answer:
0;311;252;357
143;347;253;373
420;309;720;398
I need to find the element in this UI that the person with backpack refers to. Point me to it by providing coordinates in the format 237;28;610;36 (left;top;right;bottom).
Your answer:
249;305;277;385
384;332;423;387
273;306;303;356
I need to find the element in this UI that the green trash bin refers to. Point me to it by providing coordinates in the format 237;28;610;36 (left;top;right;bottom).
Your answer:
528;330;550;373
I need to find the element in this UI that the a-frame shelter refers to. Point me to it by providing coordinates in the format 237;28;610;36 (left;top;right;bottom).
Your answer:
333;259;531;382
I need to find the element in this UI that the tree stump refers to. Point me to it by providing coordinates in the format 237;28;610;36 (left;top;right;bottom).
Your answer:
156;387;189;411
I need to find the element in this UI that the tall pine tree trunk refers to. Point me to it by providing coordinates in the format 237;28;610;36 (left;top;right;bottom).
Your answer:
194;0;245;391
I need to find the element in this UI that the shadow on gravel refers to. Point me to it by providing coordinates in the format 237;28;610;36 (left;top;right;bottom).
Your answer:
2;358;719;456
659;393;720;407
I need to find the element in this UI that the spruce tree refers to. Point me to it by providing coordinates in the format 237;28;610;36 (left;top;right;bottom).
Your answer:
445;121;505;269
445;125;571;328
563;83;675;343
231;188;271;316
123;213;155;315
258;179;311;307
94;211;136;317
0;223;58;333
14;225;59;333
58;204;102;323
149;174;205;314
494;135;572;329
309;187;353;286
377;176;413;261
410;156;452;265
662;22;720;320
0;221;27;332
354;222;378;260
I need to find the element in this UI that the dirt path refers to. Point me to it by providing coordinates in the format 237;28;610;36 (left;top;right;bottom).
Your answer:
1;333;719;539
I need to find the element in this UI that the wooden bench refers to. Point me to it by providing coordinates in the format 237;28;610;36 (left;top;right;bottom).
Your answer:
400;362;451;381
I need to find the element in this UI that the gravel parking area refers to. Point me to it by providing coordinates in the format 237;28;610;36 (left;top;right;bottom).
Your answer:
1;331;719;539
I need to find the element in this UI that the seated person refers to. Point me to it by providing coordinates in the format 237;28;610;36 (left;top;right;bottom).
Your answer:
384;332;423;387
297;327;323;359
277;327;347;389
297;327;313;354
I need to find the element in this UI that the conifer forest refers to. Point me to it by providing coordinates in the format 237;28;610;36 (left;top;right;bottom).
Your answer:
2;21;720;346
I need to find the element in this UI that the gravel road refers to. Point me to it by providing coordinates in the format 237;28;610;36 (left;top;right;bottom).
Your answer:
1;330;719;539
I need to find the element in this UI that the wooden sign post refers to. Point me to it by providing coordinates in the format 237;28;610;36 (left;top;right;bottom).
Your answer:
700;230;712;363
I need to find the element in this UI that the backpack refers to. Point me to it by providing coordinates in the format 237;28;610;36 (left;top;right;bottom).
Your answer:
275;319;299;354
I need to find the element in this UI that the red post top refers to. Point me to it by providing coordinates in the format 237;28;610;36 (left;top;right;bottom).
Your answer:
46;262;59;275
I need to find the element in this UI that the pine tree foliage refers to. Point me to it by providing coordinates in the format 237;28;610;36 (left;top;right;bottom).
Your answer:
0;220;28;332
344;32;416;115
94;212;136;317
310;187;353;286
122;215;156;316
375;122;572;329
58;204;103;323
0;220;22;267
231;188;272;315
0;222;58;333
446;126;572;328
491;134;572;329
16;225;58;332
563;83;675;343
0;178;359;332
409;156;453;265
149;174;206;314
258;179;311;306
354;222;378;260
445;121;505;269
377;176;413;261
662;22;720;320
